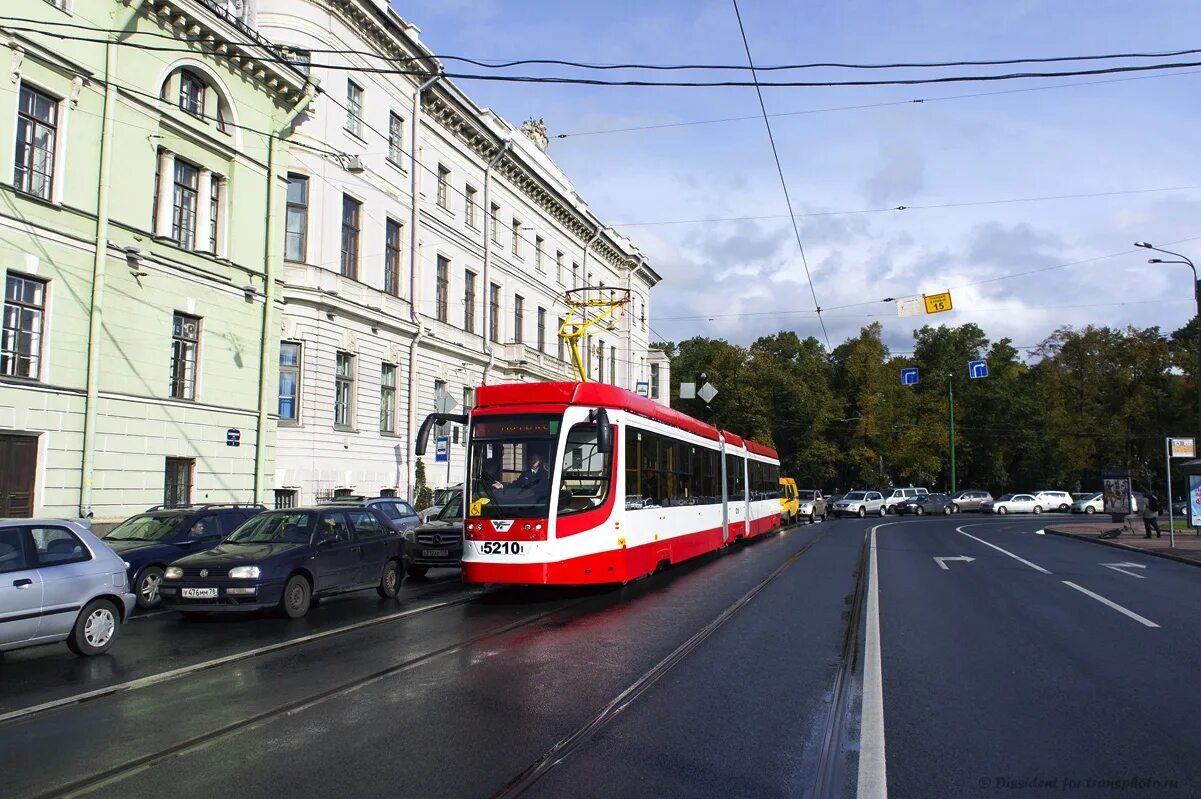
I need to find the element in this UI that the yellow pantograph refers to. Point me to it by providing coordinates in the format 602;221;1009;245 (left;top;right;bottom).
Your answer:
558;287;630;382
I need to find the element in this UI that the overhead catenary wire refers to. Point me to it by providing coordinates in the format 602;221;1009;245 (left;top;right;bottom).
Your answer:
729;0;830;350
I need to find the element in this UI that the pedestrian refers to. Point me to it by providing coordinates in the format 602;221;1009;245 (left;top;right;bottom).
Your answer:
1142;489;1161;539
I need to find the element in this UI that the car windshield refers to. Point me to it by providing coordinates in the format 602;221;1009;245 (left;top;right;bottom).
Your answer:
844;492;867;501
1083;493;1102;501
797;490;816;501
438;494;463;521
997;494;1015;501
468;415;561;519
104;514;182;541
226;512;315;544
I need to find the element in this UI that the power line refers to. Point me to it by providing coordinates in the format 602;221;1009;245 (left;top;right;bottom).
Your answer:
729;0;830;351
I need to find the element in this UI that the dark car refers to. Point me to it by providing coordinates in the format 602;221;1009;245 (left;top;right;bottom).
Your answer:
897;494;955;516
102;504;265;609
320;496;422;535
159;506;404;618
406;492;463;578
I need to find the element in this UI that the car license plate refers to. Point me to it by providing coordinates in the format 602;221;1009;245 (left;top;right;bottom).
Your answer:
422;549;449;558
182;587;218;599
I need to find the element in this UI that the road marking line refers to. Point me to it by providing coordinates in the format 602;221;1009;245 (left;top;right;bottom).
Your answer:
857;524;888;799
933;555;975;570
1061;581;1160;628
1101;562;1148;579
956;526;1052;574
0;593;479;726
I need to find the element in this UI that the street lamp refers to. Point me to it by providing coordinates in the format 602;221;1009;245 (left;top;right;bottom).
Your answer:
1135;240;1201;444
947;373;956;495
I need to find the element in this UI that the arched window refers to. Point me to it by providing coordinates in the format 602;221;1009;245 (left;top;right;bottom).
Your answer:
160;68;231;133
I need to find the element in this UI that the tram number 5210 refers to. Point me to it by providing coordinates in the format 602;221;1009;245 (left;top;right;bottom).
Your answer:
481;541;524;556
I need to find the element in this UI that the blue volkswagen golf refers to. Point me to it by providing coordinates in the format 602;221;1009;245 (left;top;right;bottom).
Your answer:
159;506;404;618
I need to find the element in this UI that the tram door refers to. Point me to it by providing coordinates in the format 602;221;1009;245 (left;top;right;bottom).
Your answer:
719;437;729;543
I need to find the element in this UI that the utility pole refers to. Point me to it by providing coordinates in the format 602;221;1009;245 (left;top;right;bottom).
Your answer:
948;373;957;494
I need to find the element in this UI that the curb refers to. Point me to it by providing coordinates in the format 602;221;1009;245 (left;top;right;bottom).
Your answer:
1043;527;1201;568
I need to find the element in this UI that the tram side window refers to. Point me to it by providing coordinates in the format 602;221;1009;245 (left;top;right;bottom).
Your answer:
626;428;721;509
560;422;612;515
726;454;745;498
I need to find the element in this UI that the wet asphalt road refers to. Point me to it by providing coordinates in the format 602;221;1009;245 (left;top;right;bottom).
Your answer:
2;514;1199;798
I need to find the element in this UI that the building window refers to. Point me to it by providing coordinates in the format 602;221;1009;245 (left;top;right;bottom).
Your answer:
164;457;194;506
513;295;524;344
650;363;660;399
557;317;565;360
385;219;402;297
14;85;57;200
207;175;221;253
380;363;397;433
285;173;308;262
537;307;546;353
465;185;478;228
171;159;200;249
511;219;522;257
170;312;200;400
464;270;477;334
279;341;301;422
2;273;46;379
556;251;565;285
572;261;580;289
489;283;500;343
178;71;205;117
436;164;450;209
335;351;355;428
388;112;404;164
341;194;361;279
640;301;646;330
434;255;450;322
274;489;298;509
490;203;500;242
345;80;364;137
535;236;544;272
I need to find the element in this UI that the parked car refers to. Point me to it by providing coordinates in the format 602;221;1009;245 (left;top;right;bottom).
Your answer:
1;519;136;656
1172;499;1189;516
982;494;1042;514
1034;490;1073;512
159;506;405;618
795;490;828;523
832;491;886;518
779;478;800;523
881;487;926;513
897;493;955;515
320;496;422;535
406;492;465;577
1071;492;1103;514
102;504;265;609
949;490;993;513
419;485;463;522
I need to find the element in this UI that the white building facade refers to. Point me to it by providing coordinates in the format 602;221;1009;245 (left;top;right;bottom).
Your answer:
255;0;663;504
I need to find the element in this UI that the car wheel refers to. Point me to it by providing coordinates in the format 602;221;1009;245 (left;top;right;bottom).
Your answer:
915;506;924;516
951;503;960;514
406;564;430;579
1085;506;1096;514
1059;503;1070;512
278;574;312;619
857;507;866;518
943;505;952;515
377;560;401;599
997;506;1008;515
808;511;816;524
66;599;119;656
135;566;164;610
879;506;887;517
1033;506;1043;515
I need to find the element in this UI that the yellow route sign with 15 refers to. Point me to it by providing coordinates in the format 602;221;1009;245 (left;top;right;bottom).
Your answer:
924;292;953;314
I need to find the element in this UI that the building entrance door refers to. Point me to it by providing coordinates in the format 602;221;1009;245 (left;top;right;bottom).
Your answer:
0;434;37;517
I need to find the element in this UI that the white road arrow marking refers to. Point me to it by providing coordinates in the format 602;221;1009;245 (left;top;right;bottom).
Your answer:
934;555;976;570
1102;562;1148;579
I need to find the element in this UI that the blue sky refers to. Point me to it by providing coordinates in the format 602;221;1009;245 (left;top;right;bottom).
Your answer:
396;0;1201;354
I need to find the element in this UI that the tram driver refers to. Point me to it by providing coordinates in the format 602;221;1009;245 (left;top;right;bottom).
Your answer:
491;448;551;505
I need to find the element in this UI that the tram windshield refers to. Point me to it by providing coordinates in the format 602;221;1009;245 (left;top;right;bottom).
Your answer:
468;415;561;519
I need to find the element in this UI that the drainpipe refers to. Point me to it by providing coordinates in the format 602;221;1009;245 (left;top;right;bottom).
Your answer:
405;71;443;503
79;0;143;518
626;255;642;390
479;136;511;387
253;81;318;504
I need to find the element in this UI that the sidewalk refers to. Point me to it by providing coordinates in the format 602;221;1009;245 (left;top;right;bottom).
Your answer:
1044;521;1201;566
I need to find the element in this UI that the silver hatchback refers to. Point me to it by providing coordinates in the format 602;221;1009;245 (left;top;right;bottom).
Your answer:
0;520;135;656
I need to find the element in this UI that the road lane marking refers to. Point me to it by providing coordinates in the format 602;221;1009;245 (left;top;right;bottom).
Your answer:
933;555;975;570
956;525;1052;574
1061;581;1160;627
0;593;480;726
857;524;888;799
1102;562;1148;579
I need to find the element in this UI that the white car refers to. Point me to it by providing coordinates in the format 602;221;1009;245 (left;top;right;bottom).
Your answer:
832;491;887;518
1071;493;1103;514
881;487;926;513
982;494;1042;514
1034;490;1073;512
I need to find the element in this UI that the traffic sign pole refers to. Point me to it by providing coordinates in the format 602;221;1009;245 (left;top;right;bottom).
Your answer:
948;376;956;495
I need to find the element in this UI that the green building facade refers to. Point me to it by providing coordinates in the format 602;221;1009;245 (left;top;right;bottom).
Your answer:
0;0;311;521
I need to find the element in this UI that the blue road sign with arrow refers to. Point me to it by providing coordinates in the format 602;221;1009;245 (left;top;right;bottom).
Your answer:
901;367;919;386
968;360;989;379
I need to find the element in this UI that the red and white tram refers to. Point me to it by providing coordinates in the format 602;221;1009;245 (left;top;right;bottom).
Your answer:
416;381;783;585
